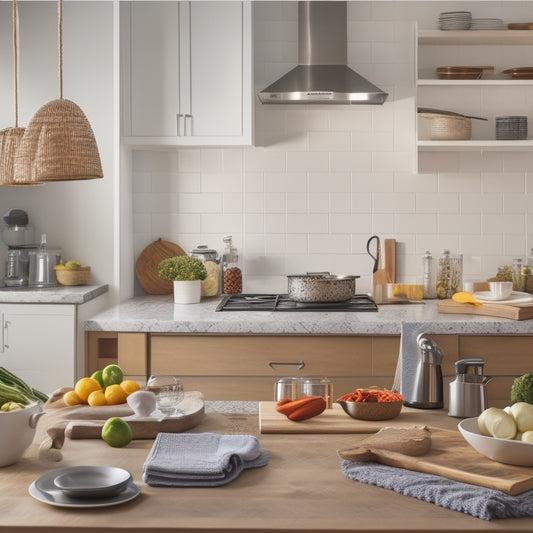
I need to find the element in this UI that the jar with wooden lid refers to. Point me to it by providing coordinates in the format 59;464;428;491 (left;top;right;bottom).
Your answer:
221;235;242;294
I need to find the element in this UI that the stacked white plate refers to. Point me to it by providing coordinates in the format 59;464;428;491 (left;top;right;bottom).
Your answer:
496;116;528;140
439;11;472;30
470;18;505;30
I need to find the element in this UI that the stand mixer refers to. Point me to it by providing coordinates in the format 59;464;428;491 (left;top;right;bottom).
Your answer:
1;209;38;287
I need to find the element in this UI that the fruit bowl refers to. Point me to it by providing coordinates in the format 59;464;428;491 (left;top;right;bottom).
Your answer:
337;400;403;421
56;266;91;286
458;417;533;466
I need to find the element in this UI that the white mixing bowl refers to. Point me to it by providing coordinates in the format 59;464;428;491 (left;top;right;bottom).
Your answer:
0;402;44;467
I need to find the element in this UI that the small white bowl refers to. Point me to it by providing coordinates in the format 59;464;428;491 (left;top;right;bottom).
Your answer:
458;417;533;466
488;281;513;300
53;466;132;499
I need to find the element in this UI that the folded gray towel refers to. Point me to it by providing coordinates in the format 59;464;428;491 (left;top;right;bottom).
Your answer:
143;432;269;487
341;461;533;521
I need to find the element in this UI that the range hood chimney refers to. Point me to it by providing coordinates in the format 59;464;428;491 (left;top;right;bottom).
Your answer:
258;1;388;105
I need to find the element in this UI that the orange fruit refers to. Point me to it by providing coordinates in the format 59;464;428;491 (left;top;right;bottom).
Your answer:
63;390;82;406
74;377;102;403
105;384;128;405
88;390;107;407
120;380;141;395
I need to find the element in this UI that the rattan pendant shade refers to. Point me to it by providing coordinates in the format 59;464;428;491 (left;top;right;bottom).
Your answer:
0;0;41;186
13;0;103;182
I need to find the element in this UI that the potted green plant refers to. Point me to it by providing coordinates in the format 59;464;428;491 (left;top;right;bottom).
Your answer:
158;255;207;304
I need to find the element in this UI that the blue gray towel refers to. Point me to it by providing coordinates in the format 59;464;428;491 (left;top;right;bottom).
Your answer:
143;432;269;487
342;461;533;521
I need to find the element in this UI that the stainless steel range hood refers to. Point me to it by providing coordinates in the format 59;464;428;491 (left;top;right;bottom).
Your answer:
258;1;388;105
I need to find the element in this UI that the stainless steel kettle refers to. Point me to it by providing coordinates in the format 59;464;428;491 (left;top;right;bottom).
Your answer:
404;333;443;409
448;358;491;418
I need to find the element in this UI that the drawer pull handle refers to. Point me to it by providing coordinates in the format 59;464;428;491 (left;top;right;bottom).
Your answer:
268;361;305;370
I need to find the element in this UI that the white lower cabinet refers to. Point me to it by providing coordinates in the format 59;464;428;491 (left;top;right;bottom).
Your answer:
0;304;76;396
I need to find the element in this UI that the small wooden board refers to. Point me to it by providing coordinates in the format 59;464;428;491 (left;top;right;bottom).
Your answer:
438;298;533;320
342;427;533;496
260;402;430;434
135;238;185;294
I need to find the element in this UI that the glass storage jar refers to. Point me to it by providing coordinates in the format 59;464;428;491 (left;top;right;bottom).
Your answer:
221;235;242;294
188;245;220;297
436;249;462;299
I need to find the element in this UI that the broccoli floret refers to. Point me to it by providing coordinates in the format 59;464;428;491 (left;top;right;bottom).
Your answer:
511;373;533;404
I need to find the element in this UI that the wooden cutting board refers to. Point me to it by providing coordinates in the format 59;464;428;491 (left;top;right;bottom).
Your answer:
341;427;533;495
438;298;533;320
65;391;204;439
135;238;185;294
260;402;430;434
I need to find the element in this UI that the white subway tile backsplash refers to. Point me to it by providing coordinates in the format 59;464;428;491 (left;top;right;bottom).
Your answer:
309;172;350;193
352;172;394;193
201;172;243;193
331;152;372;172
151;172;201;193
373;193;415;213
483;173;525;193
416;193;459;214
265;193;286;213
265;172;306;193
132;172;151;193
152;213;201;234
309;131;351;152
287;151;329;172
308;234;351;254
287;214;329;234
483;214;526;235
331;213;372;235
244;214;264;234
178;193;222;214
286;193;308;214
201;213;243;234
309;193;330;214
331;193;351;214
460;194;502;214
438;214;481;235
395;214;437;234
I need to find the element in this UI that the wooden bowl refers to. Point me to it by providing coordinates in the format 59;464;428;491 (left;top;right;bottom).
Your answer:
436;66;483;80
337;400;403;421
55;266;91;286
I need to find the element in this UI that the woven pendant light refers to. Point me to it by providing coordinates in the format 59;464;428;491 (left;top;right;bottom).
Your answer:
13;0;103;182
0;0;41;186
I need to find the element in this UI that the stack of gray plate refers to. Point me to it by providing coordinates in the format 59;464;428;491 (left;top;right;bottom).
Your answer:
470;18;505;30
439;11;472;30
496;116;528;140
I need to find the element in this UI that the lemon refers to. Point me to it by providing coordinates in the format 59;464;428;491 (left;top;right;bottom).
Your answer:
120;380;141;395
91;369;105;388
105;384;128;405
101;417;132;448
54;263;66;270
64;260;82;270
102;364;124;388
74;377;102;403
88;390;107;407
63;390;82;406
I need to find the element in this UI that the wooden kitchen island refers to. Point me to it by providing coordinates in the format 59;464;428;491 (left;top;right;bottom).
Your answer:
4;406;533;533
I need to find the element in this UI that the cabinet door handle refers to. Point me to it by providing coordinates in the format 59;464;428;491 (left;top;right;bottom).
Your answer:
4;320;10;349
176;114;183;136
184;114;192;136
268;361;305;370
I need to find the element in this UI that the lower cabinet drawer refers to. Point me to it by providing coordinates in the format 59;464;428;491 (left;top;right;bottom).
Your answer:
150;335;375;377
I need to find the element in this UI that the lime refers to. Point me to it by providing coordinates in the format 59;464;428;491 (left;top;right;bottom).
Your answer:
91;370;105;388
101;417;132;448
102;364;124;388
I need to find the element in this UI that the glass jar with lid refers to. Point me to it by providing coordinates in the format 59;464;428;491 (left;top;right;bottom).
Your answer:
221;235;242;294
188;245;220;297
436;249;462;299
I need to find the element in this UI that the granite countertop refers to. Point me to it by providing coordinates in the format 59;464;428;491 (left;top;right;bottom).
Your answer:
85;294;533;335
0;284;108;304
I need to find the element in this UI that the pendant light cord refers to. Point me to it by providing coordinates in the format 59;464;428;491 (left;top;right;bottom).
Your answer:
12;0;19;127
58;0;63;99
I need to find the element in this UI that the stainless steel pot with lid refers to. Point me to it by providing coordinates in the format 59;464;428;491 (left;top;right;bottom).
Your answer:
287;272;359;303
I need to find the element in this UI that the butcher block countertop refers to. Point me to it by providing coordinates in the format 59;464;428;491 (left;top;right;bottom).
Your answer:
85;294;533;335
6;405;533;533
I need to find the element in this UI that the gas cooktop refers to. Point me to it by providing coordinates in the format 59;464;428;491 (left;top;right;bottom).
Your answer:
216;293;377;312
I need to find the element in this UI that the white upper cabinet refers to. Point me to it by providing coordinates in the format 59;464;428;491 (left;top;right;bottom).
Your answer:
122;1;252;146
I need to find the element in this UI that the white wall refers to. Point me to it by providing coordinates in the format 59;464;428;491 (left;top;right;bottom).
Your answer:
0;1;117;299
130;0;533;296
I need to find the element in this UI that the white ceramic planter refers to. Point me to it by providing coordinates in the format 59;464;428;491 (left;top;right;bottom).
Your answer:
173;280;201;304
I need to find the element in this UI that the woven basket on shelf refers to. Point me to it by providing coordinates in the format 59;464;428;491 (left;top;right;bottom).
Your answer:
55;267;91;286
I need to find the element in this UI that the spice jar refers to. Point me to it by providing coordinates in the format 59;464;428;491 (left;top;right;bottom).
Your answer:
436;249;462;299
512;258;528;292
221;235;242;294
188;245;220;297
